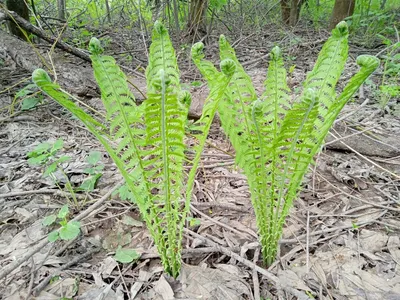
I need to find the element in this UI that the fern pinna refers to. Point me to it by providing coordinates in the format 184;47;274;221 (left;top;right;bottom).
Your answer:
32;21;235;278
195;21;379;265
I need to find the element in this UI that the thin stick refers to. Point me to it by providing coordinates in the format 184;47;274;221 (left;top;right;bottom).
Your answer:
252;247;261;300
184;229;311;300
306;210;310;274
0;189;60;199
24;258;35;300
330;131;400;180
190;204;256;238
33;248;99;295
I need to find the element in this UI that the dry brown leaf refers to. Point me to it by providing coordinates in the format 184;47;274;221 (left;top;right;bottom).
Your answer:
176;264;251;300
153;275;174;300
277;269;312;292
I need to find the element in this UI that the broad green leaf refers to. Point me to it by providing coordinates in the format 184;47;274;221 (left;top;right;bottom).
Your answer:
86;151;102;165
57;156;71;164
42;214;57;226
186;217;201;226
59;221;81;240
29;142;51;156
43;162;58;177
58;204;69;219
52;139;64;152
27;154;48;165
114;247;140;263
15;84;37;98
48;230;59;242
21;97;40;110
78;173;102;191
94;165;104;172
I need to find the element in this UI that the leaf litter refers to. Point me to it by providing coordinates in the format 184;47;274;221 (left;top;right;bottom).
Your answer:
1;24;400;300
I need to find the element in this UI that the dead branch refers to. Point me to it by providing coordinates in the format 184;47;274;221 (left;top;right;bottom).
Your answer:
0;7;91;63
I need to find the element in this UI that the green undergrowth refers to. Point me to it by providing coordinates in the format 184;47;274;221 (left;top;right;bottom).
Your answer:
194;21;379;265
32;21;235;278
32;20;379;275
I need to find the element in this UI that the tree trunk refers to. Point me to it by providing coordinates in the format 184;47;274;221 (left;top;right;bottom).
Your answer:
5;0;30;41
187;0;208;36
289;0;304;26
329;0;356;30
58;0;66;21
172;0;180;33
105;0;111;23
281;0;306;26
281;0;291;24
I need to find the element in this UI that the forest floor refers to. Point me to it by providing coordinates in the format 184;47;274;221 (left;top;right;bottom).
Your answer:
1;23;400;300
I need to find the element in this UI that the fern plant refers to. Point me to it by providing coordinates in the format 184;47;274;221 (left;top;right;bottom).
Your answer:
32;21;235;278
193;21;379;265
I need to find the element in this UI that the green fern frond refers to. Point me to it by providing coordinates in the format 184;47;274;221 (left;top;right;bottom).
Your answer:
218;35;258;167
191;42;219;83
146;21;181;95
183;58;235;263
319;55;380;144
210;22;379;266
261;46;291;135
273;89;320;246
89;38;149;209
142;23;187;277
34;23;236;279
276;56;379;253
187;59;236;193
253;46;292;229
31;70;146;208
251;88;319;265
303;21;349;129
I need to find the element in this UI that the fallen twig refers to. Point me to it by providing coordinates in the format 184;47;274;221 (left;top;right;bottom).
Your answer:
252;247;261;300
33;247;99;296
0;8;91;63
184;228;312;300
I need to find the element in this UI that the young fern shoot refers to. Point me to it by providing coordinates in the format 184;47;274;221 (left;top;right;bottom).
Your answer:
195;21;379;265
32;21;235;278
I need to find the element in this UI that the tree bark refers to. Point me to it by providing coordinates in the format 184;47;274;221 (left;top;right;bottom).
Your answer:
281;0;291;24
329;0;356;30
289;0;304;26
172;0;180;33
5;0;30;41
281;0;306;26
105;0;111;23
187;0;208;36
58;0;66;21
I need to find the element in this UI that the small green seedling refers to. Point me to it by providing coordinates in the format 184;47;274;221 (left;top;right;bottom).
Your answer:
78;151;104;192
42;204;81;242
191;80;203;87
186;216;201;227
377;37;400;110
27;139;70;175
11;83;43;113
351;221;359;230
27;139;79;206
